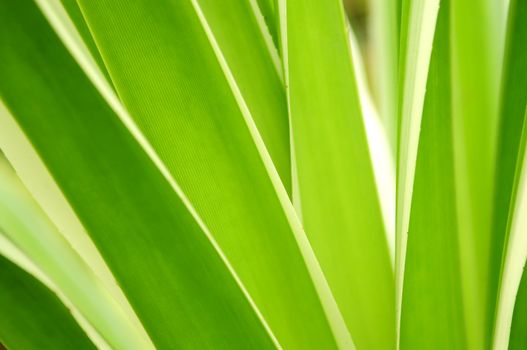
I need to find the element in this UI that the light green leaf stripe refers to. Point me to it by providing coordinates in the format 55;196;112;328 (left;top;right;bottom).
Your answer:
72;0;347;348
280;0;393;348
255;0;279;47
57;0;114;86
0;1;279;348
0;254;95;350
399;1;466;347
0;156;153;350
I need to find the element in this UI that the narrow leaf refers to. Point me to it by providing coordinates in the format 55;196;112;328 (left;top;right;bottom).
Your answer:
0;254;95;350
75;0;347;347
38;0;114;85
190;0;290;192
450;0;502;344
0;1;277;348
0;100;148;342
396;0;439;340
399;2;466;347
5;0;345;348
509;263;527;349
255;0;279;47
493;106;527;349
0;156;153;350
280;0;394;348
490;0;527;341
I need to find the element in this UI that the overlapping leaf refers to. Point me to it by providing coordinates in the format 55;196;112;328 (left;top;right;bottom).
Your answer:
509;263;527;349
0;1;278;348
0;254;95;350
186;0;291;192
255;0;279;48
0;156;153;349
490;0;527;344
450;0;501;344
493;107;527;349
26;0;347;348
399;2;466;347
279;0;394;348
396;0;440;344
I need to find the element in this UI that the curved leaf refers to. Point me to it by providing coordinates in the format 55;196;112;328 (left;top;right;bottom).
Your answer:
55;0;113;85
255;0;279;47
490;0;527;341
509;264;527;349
395;0;439;341
190;0;290;192
0;156;153;350
400;2;466;347
0;254;95;350
0;1;277;348
450;0;501;342
493;106;527;349
74;0;349;348
279;0;394;348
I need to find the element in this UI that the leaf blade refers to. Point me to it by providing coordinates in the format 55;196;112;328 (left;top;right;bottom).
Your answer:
399;2;466;347
280;0;394;348
490;0;527;344
0;254;95;350
0;1;278;348
9;0;345;348
0;155;154;350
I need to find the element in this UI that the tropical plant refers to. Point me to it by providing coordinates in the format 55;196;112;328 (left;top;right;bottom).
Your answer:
0;0;525;349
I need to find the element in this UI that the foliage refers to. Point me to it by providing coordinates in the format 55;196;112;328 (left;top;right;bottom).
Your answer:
0;0;525;349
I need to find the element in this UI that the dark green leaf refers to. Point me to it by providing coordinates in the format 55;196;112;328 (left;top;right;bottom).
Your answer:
0;1;277;348
0;254;95;350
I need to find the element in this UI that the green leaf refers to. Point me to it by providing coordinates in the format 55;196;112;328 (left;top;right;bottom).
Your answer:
279;0;394;348
186;0;291;193
395;0;439;341
5;0;348;348
0;1;278;348
0;156;153;349
255;0;279;48
0;254;95;350
399;1;466;347
493;106;527;349
58;0;102;64
490;0;527;341
450;0;502;342
509;263;527;349
0;92;150;350
35;0;114;86
75;0;347;347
